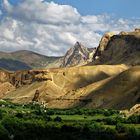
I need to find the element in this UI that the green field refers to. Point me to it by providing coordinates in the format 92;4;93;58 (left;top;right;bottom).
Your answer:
51;114;106;121
0;100;140;140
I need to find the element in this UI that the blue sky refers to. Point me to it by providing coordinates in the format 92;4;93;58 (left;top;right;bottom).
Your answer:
49;0;140;18
0;0;140;55
6;0;140;18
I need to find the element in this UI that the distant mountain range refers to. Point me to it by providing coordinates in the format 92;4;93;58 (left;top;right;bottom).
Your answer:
1;29;140;71
0;50;62;71
0;42;95;71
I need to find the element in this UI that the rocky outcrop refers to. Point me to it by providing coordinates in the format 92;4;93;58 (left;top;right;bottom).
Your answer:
93;32;116;61
61;42;96;67
120;104;140;117
0;69;50;98
9;71;35;88
32;90;40;102
0;70;10;82
93;29;140;66
0;70;51;88
0;70;15;98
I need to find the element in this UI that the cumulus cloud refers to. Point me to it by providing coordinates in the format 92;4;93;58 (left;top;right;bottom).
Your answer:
0;0;140;56
3;0;81;25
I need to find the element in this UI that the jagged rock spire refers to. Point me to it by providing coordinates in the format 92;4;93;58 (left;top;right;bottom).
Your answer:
61;42;94;67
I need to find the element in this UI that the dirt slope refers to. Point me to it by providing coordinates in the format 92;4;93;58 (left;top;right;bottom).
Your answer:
1;65;130;108
48;66;140;109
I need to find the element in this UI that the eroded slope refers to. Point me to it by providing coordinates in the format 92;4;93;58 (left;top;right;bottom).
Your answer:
0;65;129;107
48;66;140;109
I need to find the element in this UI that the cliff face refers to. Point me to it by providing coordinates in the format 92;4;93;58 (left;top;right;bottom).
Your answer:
9;71;35;88
0;70;15;98
93;29;140;66
93;32;116;60
0;71;10;82
0;70;49;99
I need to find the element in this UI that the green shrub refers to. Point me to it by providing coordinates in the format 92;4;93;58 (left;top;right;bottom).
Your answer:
105;127;117;135
44;115;52;121
46;110;55;115
127;115;140;124
104;117;117;125
33;109;43;116
89;123;105;133
104;111;112;116
0;124;9;139
1;117;22;134
103;109;118;116
115;123;126;133
0;110;3;120
16;113;24;118
54;116;62;122
126;127;138;136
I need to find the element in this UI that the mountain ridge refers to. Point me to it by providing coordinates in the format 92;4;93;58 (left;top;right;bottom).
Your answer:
0;42;94;70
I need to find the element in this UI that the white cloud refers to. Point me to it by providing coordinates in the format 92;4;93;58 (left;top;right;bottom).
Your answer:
0;0;140;56
3;0;80;24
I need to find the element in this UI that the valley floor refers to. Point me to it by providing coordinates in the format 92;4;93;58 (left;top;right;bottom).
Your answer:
0;100;140;140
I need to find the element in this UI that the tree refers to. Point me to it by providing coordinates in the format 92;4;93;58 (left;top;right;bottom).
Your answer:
54;116;62;122
115;123;126;133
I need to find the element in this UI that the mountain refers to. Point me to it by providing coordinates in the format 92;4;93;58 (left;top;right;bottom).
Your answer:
1;64;140;110
61;42;96;67
0;58;31;71
0;64;128;106
0;29;140;110
92;29;140;65
0;50;62;71
0;43;95;71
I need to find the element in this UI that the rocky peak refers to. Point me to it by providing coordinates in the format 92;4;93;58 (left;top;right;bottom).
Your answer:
73;41;86;50
74;41;81;48
61;42;94;67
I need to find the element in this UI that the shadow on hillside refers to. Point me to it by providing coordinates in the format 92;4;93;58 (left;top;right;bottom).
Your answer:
0;58;31;71
71;71;110;90
71;68;140;110
92;35;140;65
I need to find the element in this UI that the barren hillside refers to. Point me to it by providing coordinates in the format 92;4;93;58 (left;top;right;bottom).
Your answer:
1;64;134;109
